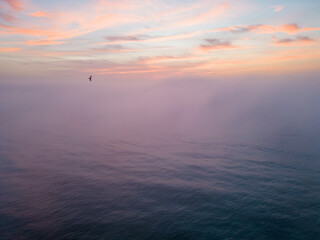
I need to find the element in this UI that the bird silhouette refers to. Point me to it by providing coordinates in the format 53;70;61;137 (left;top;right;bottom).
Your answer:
89;75;92;81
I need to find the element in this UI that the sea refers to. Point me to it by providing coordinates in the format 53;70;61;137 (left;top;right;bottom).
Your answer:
0;76;319;239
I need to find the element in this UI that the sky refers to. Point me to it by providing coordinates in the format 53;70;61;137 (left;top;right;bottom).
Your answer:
0;0;320;81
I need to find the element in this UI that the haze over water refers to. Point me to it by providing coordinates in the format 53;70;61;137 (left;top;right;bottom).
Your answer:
1;0;320;239
1;76;320;239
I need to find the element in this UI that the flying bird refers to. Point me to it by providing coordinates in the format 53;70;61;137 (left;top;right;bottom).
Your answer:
89;75;92;81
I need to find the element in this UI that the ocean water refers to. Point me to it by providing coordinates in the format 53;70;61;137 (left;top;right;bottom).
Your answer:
0;78;320;239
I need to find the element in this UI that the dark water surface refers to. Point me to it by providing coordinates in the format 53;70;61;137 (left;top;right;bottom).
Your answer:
0;79;320;239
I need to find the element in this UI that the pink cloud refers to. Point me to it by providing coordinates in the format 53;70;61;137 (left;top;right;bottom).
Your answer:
29;11;51;18
0;12;137;40
139;55;199;65
185;47;320;75
96;69;162;75
3;0;23;11
0;23;62;38
261;48;320;64
0;47;20;52
30;50;87;57
0;1;140;41
83;66;165;75
213;24;320;34
25;40;66;45
0;12;16;22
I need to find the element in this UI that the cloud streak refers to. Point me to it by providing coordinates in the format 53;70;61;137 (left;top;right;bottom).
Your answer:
0;11;16;22
93;45;140;53
139;55;200;65
199;38;237;51
25;40;66;45
272;36;315;46
103;31;201;45
271;6;283;12
105;35;148;42
3;0;24;11
0;2;140;41
0;47;20;52
214;24;320;34
29;11;51;18
175;3;229;27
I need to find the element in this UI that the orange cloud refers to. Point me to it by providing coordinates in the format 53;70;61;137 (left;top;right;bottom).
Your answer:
83;65;165;75
0;2;139;41
0;23;63;38
96;69;163;75
0;17;127;40
25;40;66;45
280;24;299;33
272;36;315;46
183;47;320;76
213;24;320;34
260;48;320;66
30;50;87;57
0;47;20;52
139;55;199;65
183;59;250;75
29;11;51;18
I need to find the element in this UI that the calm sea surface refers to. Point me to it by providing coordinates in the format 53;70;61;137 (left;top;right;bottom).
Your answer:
0;79;319;239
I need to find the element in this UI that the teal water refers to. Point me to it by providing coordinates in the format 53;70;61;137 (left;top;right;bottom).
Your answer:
0;78;319;239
